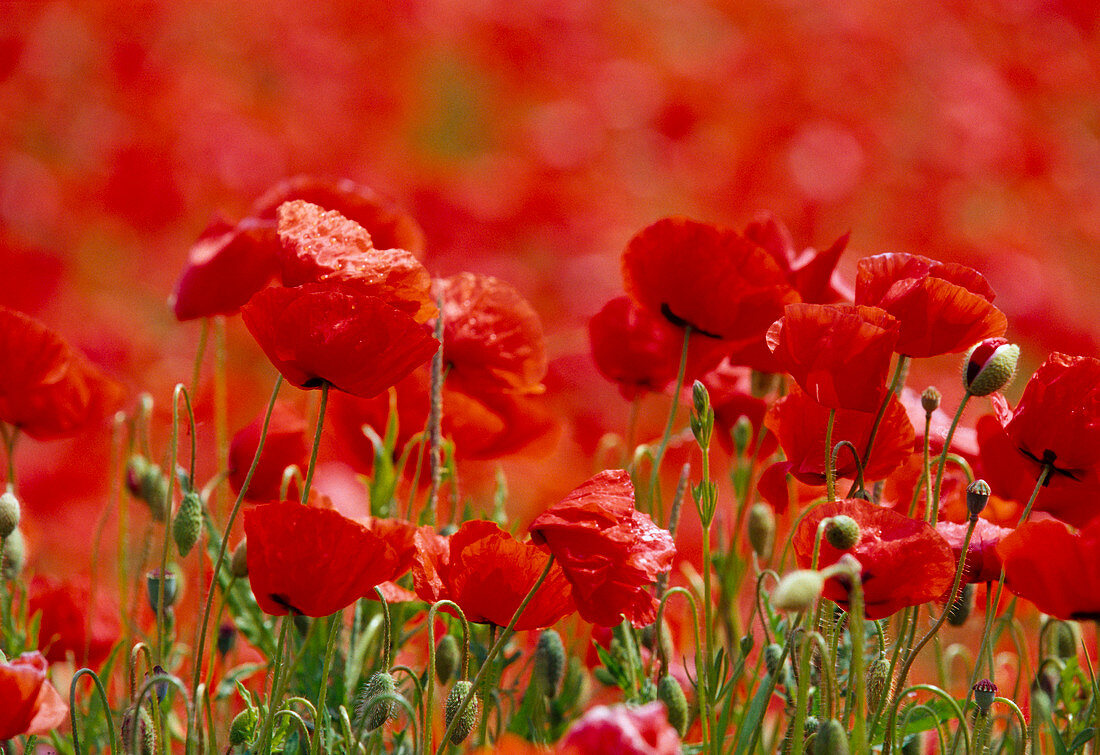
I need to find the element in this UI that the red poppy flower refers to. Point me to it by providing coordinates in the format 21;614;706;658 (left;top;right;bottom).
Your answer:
0;651;68;740
622;217;798;342
0;306;125;440
559;702;682;755
436;273;547;395
997;518;1100;620
853;253;1007;357
171;216;278;321
529;470;675;628
743;211;852;304
935;519;1012;584
411;520;575;630
228;402;309;502
276;200;435;324
701;360;778;459
764;385;914;486
27;576;122;669
793;500;955;619
240;282;439;399
766;303;899;412
244;501;402;617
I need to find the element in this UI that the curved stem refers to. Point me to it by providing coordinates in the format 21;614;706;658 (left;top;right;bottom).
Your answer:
929;392;972;525
885;684;970;755
70;668;118;755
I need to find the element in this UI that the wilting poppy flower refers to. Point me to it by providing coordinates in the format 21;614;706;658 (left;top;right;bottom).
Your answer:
766;303;899;412
793;500;955;619
529;470;675;627
436;273;547;395
559;702;682;755
244;501;402;617
276;200;435;324
0;306;125;440
764;385;914;486
936;519;1012;584
171;216;277;321
411;520;575;630
743;212;852;304
27;576;122;669
0;651;68;740
622;217;798;342
228;402;309;502
854;253;1007;357
998;518;1100;620
241;282;439;399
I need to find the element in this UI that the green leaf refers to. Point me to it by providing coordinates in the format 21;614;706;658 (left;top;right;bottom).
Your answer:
1069;728;1096;753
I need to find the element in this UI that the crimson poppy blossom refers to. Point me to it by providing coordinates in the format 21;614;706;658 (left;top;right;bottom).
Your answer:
244;501;402;617
559;702;682;755
764;385;914;486
766;303;899;412
853;253;1007;357
622;217;799;342
0;306;125;440
936;519;1012;584
793;500;955;619
228;401;309;502
743;212;852;304
27;576;122;669
411;520;575;630
240;282;439;399
0;651;68;740
997;518;1100;620
529;469;675;627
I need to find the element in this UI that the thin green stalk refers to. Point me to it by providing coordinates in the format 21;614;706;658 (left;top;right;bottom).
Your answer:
301;381;330;504
647;326;692;524
861;356;909;470
190;317;209;401
69;668;118;755
824;408;837;502
929;392;972;525
311;613;343;755
256;615;294;754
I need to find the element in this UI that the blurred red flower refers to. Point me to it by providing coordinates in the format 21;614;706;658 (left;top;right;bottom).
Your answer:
559;702;682;755
228;402;308;503
622;217;798;343
240;282;439;399
27;575;122;669
793;500;955;619
998;518;1100;620
766;303;899;412
764;385;914;486
411;520;575;630
171;217;277;321
529;469;675;628
244;501;402;617
854;253;1007;357
0;306;125;441
935;519;1012;584
0;651;67;740
701;360;777;459
743;212;852;304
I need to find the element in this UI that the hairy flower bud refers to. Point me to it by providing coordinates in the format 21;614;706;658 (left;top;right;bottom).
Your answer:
172;490;203;557
813;718;850;755
972;678;997;715
1049;620;1077;660
444;680;479;745
0;490;19;540
657;674;689;737
964;338;1020;397
920;387;941;414
773;570;824;612
534;629;566;698
966;479;991;520
356;671;397;732
435;633;460;685
690;381;714;448
747;503;776;561
140;463;169;522
763;643;785;676
122;705;156;755
866;653;893;712
947;583;975;627
2;527;25;580
824;515;861;550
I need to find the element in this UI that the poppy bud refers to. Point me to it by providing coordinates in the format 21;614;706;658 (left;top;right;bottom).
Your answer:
140;463;169;522
0;489;19;539
229;539;248;578
920;387;941;415
435;633;460;685
657;675;689;737
866;653;893;712
947;583;975;626
690;381;714;447
966;479;991;520
824;515;860;550
1050;620;1077;660
747;503;776;561
964;338;1020;397
147;665;169;704
732;415;753;458
763;643;785;676
444;680;479;745
217;623;237;657
126;454;149;499
2;527;25;580
172;491;203;557
146;569;178;612
1036;665;1060;700
972;678;996;715
812;718;850;755
356;671;397;732
535;629;566;697
228;707;258;747
773;570;824;612
122;705;156;755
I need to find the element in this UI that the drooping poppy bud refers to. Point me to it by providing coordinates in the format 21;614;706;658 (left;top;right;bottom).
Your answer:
773;570;825;612
657;675;689;737
228;708;258;747
444;681;479;745
534;629;566;698
748;503;776;560
434;634;460;685
356;671;397;732
824;515;860;550
964;338;1020;397
172;491;203;557
866;653;893;712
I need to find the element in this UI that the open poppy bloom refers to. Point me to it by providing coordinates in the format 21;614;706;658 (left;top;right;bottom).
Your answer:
764;385;914;486
0;651;68;740
853;253;1007;357
935;519;1012;584
276;200;435;324
558;701;682;755
28;576;122;669
766;303;899;412
529;469;675;627
0;306;125;440
228;401;309;502
244;501;402;617
241;282;439;399
998;518;1100;620
622;217;799;342
793;500;955;619
411;520;575;630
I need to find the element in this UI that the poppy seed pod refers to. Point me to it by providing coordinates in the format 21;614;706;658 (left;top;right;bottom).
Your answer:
824;515;861;550
444;681;479;745
747;503;776;560
920;387;941;414
964;338;1019;397
657;675;689;737
773;570;825;612
972;678;997;715
0;489;19;539
145;570;177;612
866;653;893;712
534;629;566;697
966;479;991;520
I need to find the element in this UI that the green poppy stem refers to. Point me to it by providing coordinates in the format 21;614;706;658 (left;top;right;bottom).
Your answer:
300;381;329;505
310;612;343;755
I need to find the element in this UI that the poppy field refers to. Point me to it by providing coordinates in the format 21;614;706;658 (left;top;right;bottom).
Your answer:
3;2;1100;754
